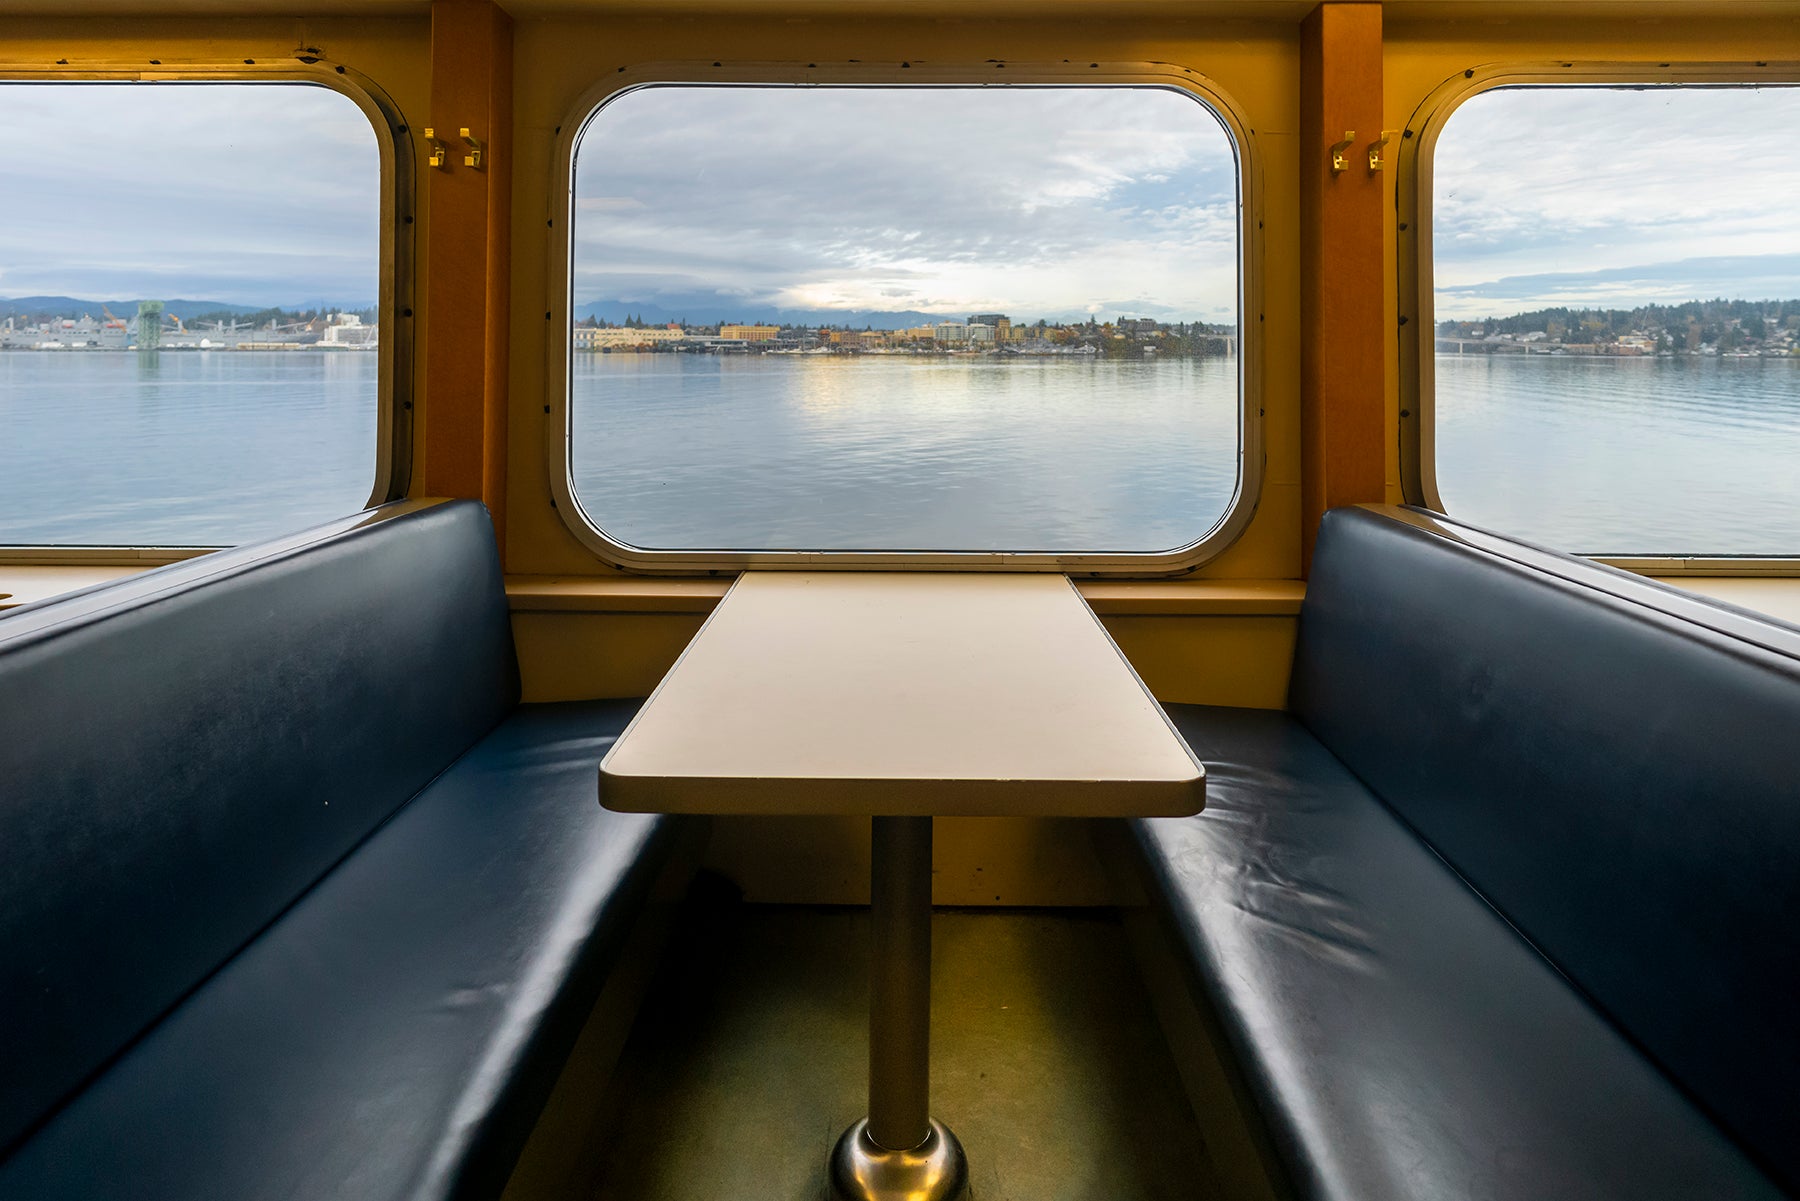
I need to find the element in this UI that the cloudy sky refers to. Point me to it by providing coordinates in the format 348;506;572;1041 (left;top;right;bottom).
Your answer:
1435;85;1800;319
571;85;1241;324
7;81;1794;323
0;83;378;307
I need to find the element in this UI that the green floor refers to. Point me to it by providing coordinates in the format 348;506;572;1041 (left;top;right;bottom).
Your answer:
592;901;1222;1201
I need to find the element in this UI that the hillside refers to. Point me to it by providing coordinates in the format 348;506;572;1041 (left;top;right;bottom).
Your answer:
0;296;368;322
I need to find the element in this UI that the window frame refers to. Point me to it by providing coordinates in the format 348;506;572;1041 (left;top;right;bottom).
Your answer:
1398;60;1800;573
544;61;1263;575
0;58;415;560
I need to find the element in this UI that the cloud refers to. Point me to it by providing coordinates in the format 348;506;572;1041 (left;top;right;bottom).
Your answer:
1437;253;1800;315
1434;85;1800;317
570;84;1240;321
0;82;378;306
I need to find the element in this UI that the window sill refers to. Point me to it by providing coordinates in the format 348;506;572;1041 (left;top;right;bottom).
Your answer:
1653;577;1800;629
4;568;1308;619
0;564;158;611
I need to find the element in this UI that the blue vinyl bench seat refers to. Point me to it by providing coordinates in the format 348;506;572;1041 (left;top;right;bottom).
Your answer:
1127;506;1799;1201
0;500;684;1200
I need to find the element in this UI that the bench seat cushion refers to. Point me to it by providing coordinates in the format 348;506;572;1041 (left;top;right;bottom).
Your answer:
0;699;675;1201
1291;506;1800;1190
1130;703;1781;1201
0;499;519;1154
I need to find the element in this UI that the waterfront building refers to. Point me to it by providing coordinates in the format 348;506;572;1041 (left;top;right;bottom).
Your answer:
0;313;128;350
718;324;780;342
587;326;685;348
321;313;378;349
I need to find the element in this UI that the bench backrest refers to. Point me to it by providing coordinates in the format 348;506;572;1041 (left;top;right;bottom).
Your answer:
1290;505;1800;1193
0;499;519;1155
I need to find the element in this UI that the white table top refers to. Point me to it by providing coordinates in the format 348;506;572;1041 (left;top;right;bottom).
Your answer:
599;572;1204;818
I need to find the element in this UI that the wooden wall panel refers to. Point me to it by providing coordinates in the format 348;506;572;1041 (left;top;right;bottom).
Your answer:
1299;2;1386;571
422;0;512;552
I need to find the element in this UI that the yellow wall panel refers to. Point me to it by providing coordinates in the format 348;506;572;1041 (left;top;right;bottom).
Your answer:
512;610;705;701
505;13;1303;581
510;607;1297;710
1101;614;1296;709
703;815;1119;908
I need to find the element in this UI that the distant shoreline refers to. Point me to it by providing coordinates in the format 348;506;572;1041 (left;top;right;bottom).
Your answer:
0;345;375;353
1435;350;1794;360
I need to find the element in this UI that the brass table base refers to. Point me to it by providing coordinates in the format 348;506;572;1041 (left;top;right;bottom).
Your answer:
828;1118;969;1201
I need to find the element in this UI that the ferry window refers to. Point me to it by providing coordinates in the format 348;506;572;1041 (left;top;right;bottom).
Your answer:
565;84;1244;556
0;82;382;547
1431;85;1800;556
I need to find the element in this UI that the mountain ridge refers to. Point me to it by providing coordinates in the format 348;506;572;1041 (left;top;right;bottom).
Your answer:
573;298;963;330
0;295;374;321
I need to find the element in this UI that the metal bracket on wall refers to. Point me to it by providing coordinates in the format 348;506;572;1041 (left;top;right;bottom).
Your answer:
1368;129;1400;171
423;127;449;170
461;128;485;171
1329;130;1356;174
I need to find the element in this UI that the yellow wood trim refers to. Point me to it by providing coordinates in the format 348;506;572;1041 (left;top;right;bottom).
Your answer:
503;574;1306;616
8;567;1307;617
1076;579;1306;616
505;575;734;612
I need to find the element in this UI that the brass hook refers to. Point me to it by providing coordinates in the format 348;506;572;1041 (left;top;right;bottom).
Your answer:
422;127;448;170
1329;130;1356;175
1368;129;1400;172
460;127;484;171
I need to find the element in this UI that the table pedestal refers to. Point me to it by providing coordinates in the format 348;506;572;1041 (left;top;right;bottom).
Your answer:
828;817;969;1201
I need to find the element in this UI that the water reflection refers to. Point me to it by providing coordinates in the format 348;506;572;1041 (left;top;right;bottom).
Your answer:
0;350;377;545
570;354;1241;553
1436;356;1800;555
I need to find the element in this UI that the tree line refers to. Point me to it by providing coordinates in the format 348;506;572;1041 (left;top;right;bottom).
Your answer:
1440;298;1800;344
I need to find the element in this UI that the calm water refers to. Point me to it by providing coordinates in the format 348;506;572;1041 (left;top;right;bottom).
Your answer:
4;350;1797;555
570;355;1241;552
1436;355;1800;556
1;351;376;545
